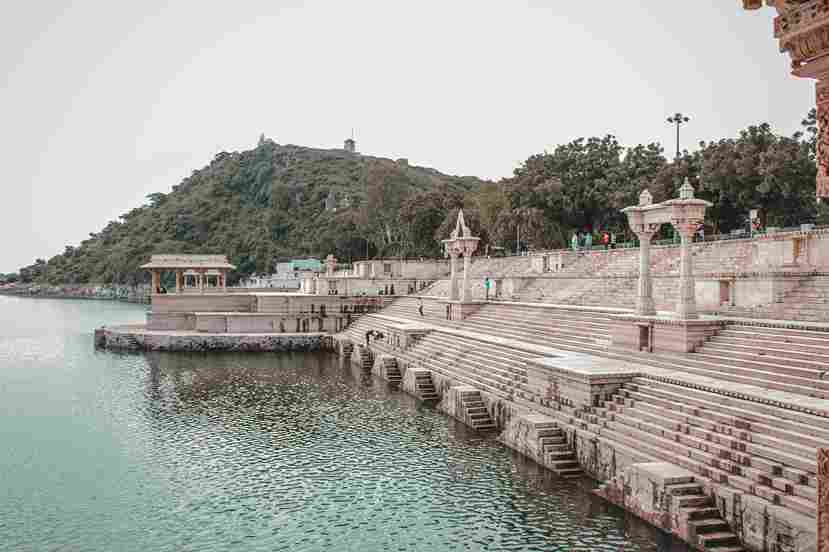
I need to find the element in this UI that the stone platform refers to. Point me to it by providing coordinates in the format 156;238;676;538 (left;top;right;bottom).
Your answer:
96;324;328;352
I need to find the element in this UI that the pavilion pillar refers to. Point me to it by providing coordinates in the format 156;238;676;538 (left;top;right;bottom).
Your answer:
461;251;471;302
175;271;182;294
198;270;204;294
634;228;657;316
674;222;698;320
448;251;460;301
151;270;160;293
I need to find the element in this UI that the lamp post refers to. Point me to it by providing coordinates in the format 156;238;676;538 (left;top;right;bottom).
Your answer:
666;112;690;160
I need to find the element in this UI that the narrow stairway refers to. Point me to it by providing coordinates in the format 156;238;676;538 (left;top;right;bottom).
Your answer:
539;425;582;478
460;389;497;431
669;480;745;552
413;370;439;400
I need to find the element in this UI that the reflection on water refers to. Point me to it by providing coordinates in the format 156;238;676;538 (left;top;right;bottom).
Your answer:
0;297;689;551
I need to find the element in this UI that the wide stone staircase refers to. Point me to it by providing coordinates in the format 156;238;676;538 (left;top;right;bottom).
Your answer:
722;276;829;323
590;377;820;519
338;296;826;536
379;297;829;400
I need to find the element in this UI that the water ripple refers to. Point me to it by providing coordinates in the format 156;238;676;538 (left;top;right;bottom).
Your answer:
0;297;689;552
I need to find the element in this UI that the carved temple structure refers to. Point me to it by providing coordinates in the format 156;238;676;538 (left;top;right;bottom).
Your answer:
742;0;829;199
442;210;482;320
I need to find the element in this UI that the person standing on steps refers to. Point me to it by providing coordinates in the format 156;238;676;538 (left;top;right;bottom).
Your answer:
484;277;491;301
418;300;424;317
365;329;374;347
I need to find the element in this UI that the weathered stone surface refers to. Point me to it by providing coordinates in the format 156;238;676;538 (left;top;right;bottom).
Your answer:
103;326;325;352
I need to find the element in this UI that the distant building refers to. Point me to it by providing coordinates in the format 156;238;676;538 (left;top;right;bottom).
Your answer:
240;259;324;289
343;137;356;153
324;190;337;212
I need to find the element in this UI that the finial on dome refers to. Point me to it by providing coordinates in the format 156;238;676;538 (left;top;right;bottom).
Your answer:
451;209;472;239
639;189;653;206
679;177;695;200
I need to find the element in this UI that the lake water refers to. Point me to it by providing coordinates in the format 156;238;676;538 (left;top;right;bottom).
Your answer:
0;296;689;551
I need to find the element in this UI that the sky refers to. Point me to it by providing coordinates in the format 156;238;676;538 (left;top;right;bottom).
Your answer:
0;1;812;273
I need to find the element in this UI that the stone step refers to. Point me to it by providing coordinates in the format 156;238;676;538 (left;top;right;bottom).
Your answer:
676;494;713;509
684;506;722;520
705;337;829;362
610;396;817;472
688;518;729;534
616;394;821;461
698;531;741;549
692;349;828;379
667;482;704;495
628;377;829;441
650;352;828;399
724;325;829;344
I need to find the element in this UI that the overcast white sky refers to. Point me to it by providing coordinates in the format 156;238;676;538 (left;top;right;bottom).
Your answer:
0;1;810;273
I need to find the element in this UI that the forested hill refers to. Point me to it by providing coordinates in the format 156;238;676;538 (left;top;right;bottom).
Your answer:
18;116;827;287
23;140;488;285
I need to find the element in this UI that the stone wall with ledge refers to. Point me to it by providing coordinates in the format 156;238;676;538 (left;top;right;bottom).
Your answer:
610;315;723;354
101;325;327;352
525;354;638;409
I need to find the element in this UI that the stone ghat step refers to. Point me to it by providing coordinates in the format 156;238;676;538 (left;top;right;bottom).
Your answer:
629;377;829;446
407;338;530;396
652;351;828;399
600;401;816;502
404;342;526;401
613;390;822;469
450;318;612;354
705;337;829;363
481;303;618;320
478;305;622;322
457;316;611;345
725;324;829;343
423;332;535;373
424;333;536;372
591;409;817;518
467;308;614;333
691;348;828;380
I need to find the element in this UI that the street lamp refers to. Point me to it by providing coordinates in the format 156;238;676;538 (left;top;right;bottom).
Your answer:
666;112;690;160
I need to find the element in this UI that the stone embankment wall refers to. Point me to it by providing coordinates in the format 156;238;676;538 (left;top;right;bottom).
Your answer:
98;325;329;352
1;283;150;303
333;331;820;552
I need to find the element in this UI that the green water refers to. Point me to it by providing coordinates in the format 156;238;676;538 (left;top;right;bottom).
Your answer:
0;296;689;551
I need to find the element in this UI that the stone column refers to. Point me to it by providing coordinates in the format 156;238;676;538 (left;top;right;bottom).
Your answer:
674;222;698;319
175;271;182;294
635;229;657;316
448;251;460;301
461;251;471;302
819;448;829;552
198;271;204;294
817;78;829;200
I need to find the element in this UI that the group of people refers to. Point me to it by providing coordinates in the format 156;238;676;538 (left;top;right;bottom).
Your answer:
571;231;616;252
364;329;385;346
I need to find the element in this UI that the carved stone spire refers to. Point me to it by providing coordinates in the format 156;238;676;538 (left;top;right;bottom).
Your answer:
679;178;695;200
